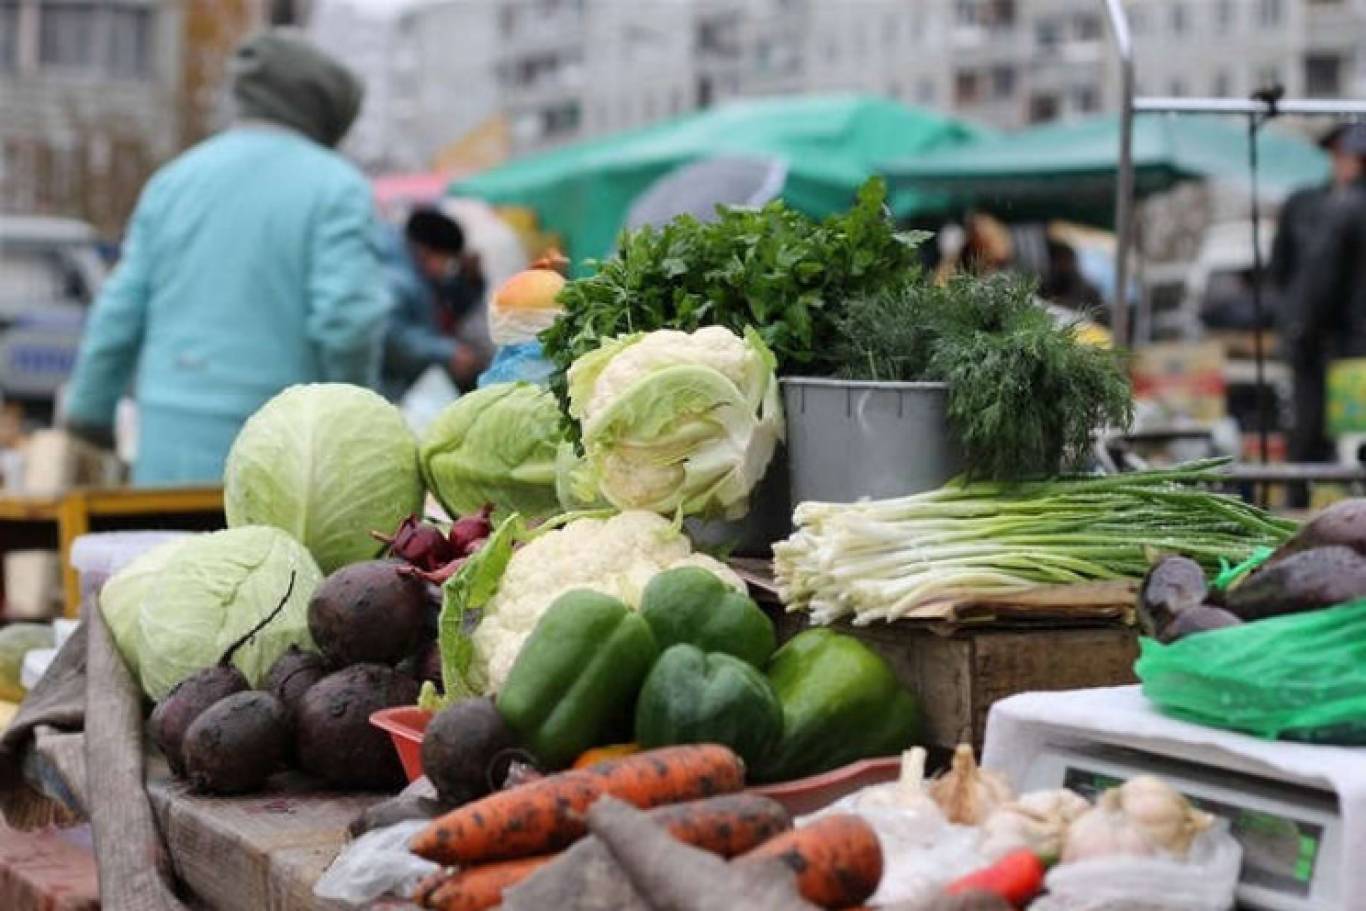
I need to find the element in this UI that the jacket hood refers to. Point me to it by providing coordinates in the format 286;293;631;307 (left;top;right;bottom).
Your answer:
230;29;364;148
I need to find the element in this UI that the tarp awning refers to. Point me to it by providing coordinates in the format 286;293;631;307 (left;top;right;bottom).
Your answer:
883;113;1330;225
451;94;988;262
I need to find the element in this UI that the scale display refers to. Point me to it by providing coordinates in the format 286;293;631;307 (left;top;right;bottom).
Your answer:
1064;767;1324;898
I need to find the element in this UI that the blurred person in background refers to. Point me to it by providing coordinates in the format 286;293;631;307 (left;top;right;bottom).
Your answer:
63;29;388;485
1276;122;1366;501
1039;239;1103;312
378;207;491;401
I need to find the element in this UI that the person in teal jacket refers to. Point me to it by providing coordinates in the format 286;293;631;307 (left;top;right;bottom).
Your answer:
64;30;389;485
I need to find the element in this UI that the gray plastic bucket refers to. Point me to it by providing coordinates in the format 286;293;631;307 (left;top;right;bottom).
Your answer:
781;378;963;504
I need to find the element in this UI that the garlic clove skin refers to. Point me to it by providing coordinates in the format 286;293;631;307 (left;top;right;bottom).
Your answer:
1061;776;1213;863
928;744;1016;826
979;788;1091;861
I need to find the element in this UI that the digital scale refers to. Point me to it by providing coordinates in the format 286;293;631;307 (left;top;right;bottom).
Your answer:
984;687;1359;911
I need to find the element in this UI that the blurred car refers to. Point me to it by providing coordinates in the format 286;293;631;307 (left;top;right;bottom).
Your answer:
0;216;107;417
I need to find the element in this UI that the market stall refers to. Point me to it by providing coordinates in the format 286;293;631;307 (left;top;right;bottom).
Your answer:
2;179;1361;911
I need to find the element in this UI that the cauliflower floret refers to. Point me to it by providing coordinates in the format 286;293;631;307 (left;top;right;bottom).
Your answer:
472;511;741;691
581;326;759;423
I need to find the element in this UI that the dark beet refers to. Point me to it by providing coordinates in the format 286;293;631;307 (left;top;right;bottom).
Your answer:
182;691;289;795
377;515;456;572
263;646;329;719
149;665;248;775
1160;605;1244;643
1226;545;1366;620
420;697;517;805
295;664;419;790
308;560;428;666
1137;556;1209;639
1265;499;1366;566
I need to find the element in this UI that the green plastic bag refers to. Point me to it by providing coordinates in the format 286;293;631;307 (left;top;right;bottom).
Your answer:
1136;599;1366;745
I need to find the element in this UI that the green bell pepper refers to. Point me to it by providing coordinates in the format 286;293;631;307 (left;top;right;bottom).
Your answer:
634;643;783;767
495;589;658;769
640;567;776;667
753;629;921;783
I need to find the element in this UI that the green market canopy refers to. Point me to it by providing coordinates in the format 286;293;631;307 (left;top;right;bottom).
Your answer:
883;112;1330;225
451;94;987;262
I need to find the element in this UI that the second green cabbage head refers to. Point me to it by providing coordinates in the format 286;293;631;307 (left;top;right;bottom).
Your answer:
420;382;564;521
567;325;784;520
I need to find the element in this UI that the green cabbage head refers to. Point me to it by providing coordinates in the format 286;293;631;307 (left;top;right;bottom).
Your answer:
420;382;563;521
100;536;190;676
567;325;784;519
225;384;424;573
135;526;323;700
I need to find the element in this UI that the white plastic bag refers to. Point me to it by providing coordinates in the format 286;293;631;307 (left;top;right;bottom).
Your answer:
313;819;438;906
1032;820;1243;911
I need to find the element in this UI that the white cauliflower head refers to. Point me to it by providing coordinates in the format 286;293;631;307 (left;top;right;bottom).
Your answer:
472;510;742;691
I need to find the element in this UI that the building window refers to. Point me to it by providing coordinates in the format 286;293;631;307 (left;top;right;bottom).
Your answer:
990;65;1016;98
108;7;152;78
39;1;154;78
1213;69;1233;96
955;0;977;28
1258;0;1283;26
1073;85;1099;112
986;0;1016;27
1215;0;1235;30
1035;18;1062;51
955;70;982;105
1170;2;1188;35
542;102;581;138
1075;13;1102;40
0;1;18;71
1028;94;1060;123
1305;54;1343;95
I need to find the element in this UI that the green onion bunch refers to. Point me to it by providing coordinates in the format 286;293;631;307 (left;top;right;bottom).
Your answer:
774;460;1297;625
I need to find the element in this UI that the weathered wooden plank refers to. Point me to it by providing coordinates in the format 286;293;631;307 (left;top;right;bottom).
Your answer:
146;766;386;911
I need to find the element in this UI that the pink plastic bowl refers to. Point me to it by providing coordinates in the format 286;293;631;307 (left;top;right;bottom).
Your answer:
369;705;900;814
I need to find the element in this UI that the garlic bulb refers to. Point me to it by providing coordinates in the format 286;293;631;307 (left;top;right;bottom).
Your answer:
847;747;943;816
978;788;1091;861
1062;775;1214;863
927;744;1015;826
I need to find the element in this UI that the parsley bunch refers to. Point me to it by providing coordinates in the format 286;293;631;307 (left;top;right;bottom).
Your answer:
542;178;926;440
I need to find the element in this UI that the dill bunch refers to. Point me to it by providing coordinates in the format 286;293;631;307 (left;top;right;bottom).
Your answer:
834;272;1133;481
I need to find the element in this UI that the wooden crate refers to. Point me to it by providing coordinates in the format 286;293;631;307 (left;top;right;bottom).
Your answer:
769;610;1138;754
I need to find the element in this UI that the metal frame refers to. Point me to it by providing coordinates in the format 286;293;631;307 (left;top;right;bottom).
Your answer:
1100;1;1366;350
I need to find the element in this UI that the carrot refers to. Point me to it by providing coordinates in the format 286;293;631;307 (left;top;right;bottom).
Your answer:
410;771;604;864
411;745;746;866
580;743;746;807
423;855;553;911
412;868;456;906
572;742;640;769
648;793;791;858
736;813;883;909
944;850;1046;905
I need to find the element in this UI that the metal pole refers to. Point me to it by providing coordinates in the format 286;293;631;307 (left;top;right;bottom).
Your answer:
1102;0;1135;348
1247;104;1273;476
1135;97;1366;116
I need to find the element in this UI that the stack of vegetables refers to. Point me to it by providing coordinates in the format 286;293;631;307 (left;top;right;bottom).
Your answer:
418;558;919;789
1138;497;1366;744
407;744;885;910
776;461;1297;625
